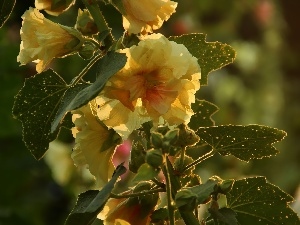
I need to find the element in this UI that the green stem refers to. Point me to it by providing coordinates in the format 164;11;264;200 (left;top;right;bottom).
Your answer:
110;188;164;199
183;149;214;172
162;158;175;225
179;146;186;172
69;53;103;86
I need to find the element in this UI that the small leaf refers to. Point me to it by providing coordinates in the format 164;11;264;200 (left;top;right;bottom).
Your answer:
225;177;300;225
65;164;127;225
12;70;68;159
169;33;236;85
0;0;15;28
190;99;219;130
197;125;287;162
131;163;159;185
51;52;127;133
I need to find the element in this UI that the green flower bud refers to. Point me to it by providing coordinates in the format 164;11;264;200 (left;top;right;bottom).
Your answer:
176;124;200;147
78;42;96;60
146;148;163;168
164;129;179;145
174;155;194;175
175;188;198;212
151;132;164;148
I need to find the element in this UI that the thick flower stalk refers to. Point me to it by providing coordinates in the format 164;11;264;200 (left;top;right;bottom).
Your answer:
94;34;201;139
122;0;177;34
71;104;118;188
35;0;75;16
17;8;84;73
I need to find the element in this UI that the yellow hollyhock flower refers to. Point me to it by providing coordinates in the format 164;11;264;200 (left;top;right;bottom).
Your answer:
35;0;75;16
72;104;118;188
17;8;83;73
122;0;177;34
94;34;201;139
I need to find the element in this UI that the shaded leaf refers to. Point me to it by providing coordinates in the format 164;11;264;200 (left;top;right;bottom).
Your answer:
180;212;201;225
65;164;127;225
51;52;127;133
0;0;15;28
169;33;236;85
12;70;68;159
197;125;286;162
225;177;300;225
188;179;218;204
207;208;239;225
190;99;219;130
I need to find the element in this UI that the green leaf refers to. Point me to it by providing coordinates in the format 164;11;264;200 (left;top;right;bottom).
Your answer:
187;179;218;204
51;52;127;133
169;33;236;85
197;125;286;162
0;0;15;28
12;70;68;159
190;99;219;130
131;163;159;185
65;164;127;225
207;208;239;225
225;177;300;225
179;212;201;225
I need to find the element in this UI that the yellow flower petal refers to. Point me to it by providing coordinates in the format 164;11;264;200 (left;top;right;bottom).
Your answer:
35;0;75;16
122;0;177;34
95;34;201;138
72;104;117;188
17;8;83;73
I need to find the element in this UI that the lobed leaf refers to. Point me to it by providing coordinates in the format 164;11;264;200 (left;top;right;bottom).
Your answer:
12;70;68;159
51;52;126;133
190;99;219;130
224;177;300;225
65;164;127;225
0;0;15;28
197;125;286;162
169;33;236;85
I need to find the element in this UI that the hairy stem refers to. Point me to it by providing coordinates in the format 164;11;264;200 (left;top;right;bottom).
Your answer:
162;158;175;225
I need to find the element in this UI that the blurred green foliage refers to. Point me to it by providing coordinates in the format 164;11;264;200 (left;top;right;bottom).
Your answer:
0;0;299;224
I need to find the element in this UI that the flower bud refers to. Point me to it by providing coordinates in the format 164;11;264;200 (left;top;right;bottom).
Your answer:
78;42;96;60
146;148;163;168
174;155;194;175
151;132;164;148
75;9;98;35
163;129;179;145
175;124;200;147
